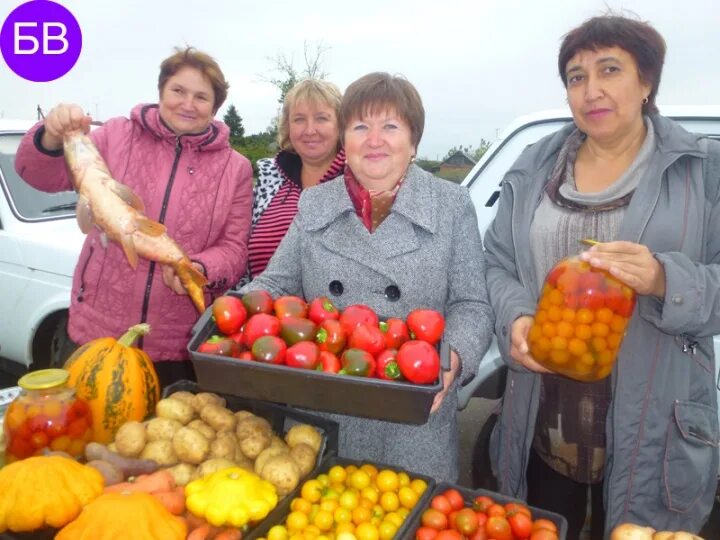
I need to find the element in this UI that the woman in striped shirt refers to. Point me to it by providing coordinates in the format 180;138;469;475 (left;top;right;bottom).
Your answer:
243;79;344;282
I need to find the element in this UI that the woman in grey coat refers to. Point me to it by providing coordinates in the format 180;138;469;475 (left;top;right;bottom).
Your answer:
484;15;720;538
240;72;494;481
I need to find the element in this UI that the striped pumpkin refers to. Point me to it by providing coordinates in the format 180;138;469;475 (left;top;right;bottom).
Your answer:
64;324;160;444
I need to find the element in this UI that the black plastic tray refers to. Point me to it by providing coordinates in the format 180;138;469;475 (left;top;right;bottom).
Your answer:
246;455;437;540
187;295;448;425
399;481;568;540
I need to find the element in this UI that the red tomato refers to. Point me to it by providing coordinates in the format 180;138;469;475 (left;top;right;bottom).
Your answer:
46;421;67;438
416;527;439;540
228;331;245;347
448;511;459;531
476;512;488;528
236;350;253;361
529;530;559;540
396;340;440;384
443;488;464;512
407;309;445;345
212;295;247;335
8;436;33;459
308;296;340;324
379;318;410;349
508;512;533;539
315;319;347;355
241;289;274;315
285;341;320;370
349;324;386;356
375;349;401;380
319;351;341;373
251;335;287;364
531;519;558;534
455;508;480;536
434;531;463;540
430;495;453;515
578;271;606;293
473;495;495;513
487;504;506;518
545;265;566;287
274;295;308;319
485;516;512;540
421;509;448;531
576;289;605;310
67;418;88;438
504;502;532;518
243;313;281;347
27;414;49;433
339;304;379;335
467;528;488;540
30;431;49;449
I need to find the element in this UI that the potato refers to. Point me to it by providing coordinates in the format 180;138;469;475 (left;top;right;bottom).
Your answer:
269;436;289;451
140;440;178;466
209;432;238;461
236;416;272;440
173;427;210;465
114;421;147;458
167;391;196;407
285;424;323;454
196;458;237;479
192;392;226;413
166;463;196;486
254;446;289;475
289;443;317;476
146;417;183;442
261;454;301;496
234;448;255;471
156;398;195;424
611;524;656;540
200;404;237;432
187;419;216;441
235;410;256;422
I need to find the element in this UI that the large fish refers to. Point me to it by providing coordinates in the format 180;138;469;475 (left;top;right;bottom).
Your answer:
63;130;208;312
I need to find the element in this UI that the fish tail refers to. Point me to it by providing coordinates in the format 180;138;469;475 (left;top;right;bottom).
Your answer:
175;259;208;313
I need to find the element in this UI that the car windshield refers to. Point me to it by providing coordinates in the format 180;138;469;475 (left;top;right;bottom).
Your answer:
0;133;77;221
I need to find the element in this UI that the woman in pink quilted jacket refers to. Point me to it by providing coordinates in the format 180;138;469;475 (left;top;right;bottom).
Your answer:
15;47;253;388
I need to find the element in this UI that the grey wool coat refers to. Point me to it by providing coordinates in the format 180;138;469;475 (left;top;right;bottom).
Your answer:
240;164;494;481
484;114;720;535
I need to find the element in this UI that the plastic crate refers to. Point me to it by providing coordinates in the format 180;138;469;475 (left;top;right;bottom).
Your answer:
400;481;568;540
245;455;437;540
187;299;448;425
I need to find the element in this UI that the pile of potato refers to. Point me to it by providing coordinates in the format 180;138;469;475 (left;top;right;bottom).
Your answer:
109;390;324;495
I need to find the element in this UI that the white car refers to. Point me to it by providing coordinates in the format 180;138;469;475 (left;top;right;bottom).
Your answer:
0;120;84;375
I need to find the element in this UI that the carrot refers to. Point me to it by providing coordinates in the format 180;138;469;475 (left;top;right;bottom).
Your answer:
187;523;215;540
212;528;242;540
104;469;175;494
184;512;207;530
151;486;185;515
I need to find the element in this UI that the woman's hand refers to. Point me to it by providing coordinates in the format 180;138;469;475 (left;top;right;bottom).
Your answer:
42;103;92;151
580;241;666;297
430;350;460;413
510;316;553;373
161;263;205;295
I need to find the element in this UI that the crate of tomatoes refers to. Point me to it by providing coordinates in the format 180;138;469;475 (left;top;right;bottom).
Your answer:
404;483;568;540
187;291;448;424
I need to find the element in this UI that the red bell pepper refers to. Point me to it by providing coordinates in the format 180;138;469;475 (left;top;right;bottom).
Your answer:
286;341;320;370
376;349;402;381
396;340;440;384
212;295;247;335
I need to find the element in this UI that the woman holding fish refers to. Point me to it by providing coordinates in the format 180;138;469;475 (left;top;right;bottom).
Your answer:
15;47;253;388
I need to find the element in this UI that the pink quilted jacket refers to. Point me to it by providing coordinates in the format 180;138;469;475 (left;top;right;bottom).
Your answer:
15;104;253;360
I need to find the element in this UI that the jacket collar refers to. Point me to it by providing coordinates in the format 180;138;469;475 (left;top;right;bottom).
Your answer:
131;103;230;151
301;164;438;233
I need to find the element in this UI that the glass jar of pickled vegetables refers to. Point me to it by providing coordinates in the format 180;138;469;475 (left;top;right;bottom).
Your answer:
3;369;92;462
527;256;636;381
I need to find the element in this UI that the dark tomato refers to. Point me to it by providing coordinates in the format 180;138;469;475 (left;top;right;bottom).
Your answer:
197;335;241;357
285;341;320;370
349;324;386;356
430;495;453;515
485;516;512;540
443;488;464;512
274;295;308;319
379;318;410;349
407;309;445;345
251;335;287;364
241;290;274;315
340;348;375;377
212;295;247;335
315;319;347;355
243;313;281;347
279;317;318;346
455;508;480;536
308;296;340;324
339;304;379;336
508;512;533;539
421;509;448;531
473;496;495;513
415;527;439;540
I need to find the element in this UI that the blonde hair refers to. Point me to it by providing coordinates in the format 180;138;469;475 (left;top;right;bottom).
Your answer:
158;46;229;113
278;79;343;152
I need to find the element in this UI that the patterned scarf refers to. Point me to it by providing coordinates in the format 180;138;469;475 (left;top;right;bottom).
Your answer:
344;166;405;232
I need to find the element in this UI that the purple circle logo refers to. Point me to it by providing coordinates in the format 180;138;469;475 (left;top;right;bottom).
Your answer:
0;0;82;82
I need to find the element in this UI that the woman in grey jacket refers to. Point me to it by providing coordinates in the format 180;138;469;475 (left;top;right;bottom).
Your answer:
241;72;494;481
484;15;720;538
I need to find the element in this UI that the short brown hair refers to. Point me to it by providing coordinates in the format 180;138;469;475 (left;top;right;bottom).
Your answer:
158;47;229;112
278;79;343;152
558;15;666;114
341;73;425;149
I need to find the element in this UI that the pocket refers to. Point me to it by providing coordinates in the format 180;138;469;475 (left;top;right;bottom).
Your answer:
661;400;719;512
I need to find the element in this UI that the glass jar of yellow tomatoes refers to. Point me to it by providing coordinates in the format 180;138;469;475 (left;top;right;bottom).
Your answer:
527;256;636;381
3;369;92;462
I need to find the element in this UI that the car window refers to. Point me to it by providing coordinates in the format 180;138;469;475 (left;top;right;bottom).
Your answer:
0;133;77;222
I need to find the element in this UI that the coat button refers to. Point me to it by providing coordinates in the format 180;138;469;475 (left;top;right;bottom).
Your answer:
384;285;400;302
671;294;684;305
501;326;508;336
329;280;344;296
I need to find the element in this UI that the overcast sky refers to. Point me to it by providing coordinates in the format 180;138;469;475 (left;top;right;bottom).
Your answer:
1;0;719;159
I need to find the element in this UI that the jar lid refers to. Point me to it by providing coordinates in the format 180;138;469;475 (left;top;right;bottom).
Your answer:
18;369;70;390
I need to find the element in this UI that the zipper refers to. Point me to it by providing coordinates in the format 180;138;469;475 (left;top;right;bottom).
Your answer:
76;245;95;302
137;136;183;349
